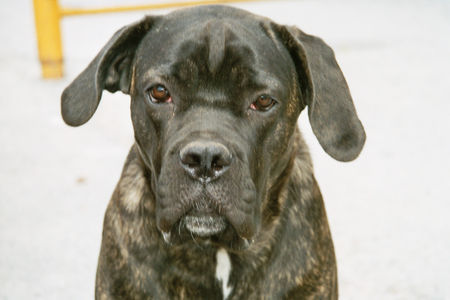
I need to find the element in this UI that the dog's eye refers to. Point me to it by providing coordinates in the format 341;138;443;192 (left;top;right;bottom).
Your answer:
250;95;277;112
147;85;172;103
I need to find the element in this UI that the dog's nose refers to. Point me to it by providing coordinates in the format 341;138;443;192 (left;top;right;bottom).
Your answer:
179;141;232;183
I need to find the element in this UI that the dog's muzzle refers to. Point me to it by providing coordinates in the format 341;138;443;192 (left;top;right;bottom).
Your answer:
157;139;256;249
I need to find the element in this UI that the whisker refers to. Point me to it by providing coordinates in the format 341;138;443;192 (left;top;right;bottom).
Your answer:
178;219;183;237
189;229;202;249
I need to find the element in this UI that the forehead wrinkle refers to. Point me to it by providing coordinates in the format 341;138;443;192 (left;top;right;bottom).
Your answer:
177;21;257;72
206;20;227;74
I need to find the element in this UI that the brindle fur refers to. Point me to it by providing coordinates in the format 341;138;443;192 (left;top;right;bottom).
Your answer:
61;5;365;299
96;130;336;299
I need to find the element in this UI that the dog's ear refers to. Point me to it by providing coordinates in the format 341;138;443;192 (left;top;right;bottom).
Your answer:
61;16;156;126
275;25;366;161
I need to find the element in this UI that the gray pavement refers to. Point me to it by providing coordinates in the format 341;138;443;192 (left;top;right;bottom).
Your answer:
1;0;449;299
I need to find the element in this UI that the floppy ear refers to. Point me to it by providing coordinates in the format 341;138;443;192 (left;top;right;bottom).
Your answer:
61;16;156;126
275;25;366;161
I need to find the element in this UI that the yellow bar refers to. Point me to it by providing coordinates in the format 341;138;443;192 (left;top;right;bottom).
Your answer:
33;0;262;78
61;0;261;16
33;0;63;78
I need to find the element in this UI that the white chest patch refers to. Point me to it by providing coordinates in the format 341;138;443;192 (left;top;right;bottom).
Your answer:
215;248;233;299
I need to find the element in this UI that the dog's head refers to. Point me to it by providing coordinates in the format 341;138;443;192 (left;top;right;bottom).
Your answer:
62;6;365;250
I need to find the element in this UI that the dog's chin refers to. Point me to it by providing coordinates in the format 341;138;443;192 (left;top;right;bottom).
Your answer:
183;215;227;237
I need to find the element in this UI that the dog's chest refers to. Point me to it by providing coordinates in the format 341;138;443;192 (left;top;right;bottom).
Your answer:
159;246;235;299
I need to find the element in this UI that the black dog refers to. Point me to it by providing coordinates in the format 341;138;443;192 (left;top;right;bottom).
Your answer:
62;5;365;299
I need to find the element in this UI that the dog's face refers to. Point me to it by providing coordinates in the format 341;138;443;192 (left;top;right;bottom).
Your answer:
61;6;365;250
130;9;302;248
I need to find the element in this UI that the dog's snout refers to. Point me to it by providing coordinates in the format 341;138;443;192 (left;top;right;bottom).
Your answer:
179;141;232;182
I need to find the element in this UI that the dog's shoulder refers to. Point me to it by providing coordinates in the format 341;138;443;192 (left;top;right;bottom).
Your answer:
115;145;150;213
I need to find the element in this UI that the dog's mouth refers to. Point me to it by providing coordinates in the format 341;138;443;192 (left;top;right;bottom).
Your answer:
159;208;253;250
156;182;258;250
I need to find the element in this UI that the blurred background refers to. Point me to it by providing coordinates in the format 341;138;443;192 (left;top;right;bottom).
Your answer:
1;0;449;299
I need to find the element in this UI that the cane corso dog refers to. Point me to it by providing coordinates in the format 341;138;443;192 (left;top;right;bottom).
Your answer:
62;5;365;299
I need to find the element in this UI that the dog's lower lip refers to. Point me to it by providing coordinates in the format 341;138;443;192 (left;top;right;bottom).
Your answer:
184;215;227;237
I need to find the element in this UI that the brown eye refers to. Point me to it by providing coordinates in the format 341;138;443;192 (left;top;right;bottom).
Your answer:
148;85;172;103
250;95;277;111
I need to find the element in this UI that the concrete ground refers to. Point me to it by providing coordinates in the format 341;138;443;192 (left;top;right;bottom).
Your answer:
1;0;449;299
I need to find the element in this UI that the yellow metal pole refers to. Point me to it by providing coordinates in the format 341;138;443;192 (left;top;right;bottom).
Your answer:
32;0;261;78
60;0;261;16
33;0;63;78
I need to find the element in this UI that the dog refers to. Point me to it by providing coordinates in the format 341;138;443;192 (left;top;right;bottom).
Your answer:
61;5;365;299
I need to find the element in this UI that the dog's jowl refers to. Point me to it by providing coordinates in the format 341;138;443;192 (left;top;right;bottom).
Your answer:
62;5;365;299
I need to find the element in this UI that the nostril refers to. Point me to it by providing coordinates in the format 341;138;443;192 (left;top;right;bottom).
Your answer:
181;152;201;169
211;153;231;171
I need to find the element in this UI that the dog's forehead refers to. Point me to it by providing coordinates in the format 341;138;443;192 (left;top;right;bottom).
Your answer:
160;5;265;35
135;6;291;91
